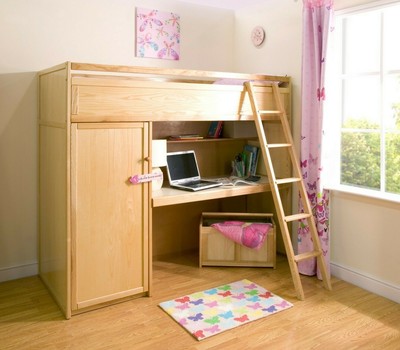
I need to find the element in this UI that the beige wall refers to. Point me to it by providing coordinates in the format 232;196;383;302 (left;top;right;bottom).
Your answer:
1;0;399;303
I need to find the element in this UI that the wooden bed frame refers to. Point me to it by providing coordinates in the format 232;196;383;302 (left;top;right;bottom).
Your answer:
38;62;292;318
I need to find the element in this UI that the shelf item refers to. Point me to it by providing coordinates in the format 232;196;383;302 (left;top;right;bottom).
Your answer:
206;121;224;138
168;134;204;141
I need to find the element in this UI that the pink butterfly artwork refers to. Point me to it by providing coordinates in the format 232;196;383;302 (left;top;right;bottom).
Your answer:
136;8;180;60
137;9;162;32
166;13;180;28
156;26;168;38
157;41;179;60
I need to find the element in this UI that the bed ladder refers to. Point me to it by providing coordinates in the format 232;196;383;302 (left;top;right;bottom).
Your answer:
244;81;332;300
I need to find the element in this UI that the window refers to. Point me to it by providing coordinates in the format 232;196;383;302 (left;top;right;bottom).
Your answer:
325;1;400;201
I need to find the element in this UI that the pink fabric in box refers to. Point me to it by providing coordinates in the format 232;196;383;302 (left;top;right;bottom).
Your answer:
211;221;272;250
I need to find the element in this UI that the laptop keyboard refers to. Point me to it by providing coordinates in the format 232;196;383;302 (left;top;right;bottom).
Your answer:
186;181;205;188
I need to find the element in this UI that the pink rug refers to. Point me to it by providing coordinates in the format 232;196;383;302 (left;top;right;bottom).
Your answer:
159;279;293;340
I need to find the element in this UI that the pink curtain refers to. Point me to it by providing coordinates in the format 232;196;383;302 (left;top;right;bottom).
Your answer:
298;0;334;277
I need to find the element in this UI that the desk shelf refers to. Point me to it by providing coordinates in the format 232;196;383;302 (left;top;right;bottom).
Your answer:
152;178;271;207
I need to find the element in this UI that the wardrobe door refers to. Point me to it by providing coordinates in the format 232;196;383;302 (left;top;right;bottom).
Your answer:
71;122;149;311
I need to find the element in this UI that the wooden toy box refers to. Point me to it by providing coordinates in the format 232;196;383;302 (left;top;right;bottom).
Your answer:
199;212;276;268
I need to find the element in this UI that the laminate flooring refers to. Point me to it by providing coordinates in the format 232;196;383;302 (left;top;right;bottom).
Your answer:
1;253;399;349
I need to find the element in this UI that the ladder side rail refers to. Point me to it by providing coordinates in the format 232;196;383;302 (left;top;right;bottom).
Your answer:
270;84;314;218
245;81;305;300
272;84;332;291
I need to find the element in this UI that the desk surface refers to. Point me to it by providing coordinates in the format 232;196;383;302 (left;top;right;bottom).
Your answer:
152;177;271;207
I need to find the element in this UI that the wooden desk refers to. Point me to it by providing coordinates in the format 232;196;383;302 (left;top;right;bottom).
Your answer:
152;178;271;207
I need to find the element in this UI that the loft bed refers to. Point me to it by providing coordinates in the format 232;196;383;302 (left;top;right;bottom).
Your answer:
38;62;293;317
39;61;293;211
40;62;291;123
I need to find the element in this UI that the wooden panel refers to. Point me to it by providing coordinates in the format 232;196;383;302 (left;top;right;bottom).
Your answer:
38;65;68;126
167;138;247;177
152;180;272;208
70;62;291;84
152;201;220;258
71;78;242;122
71;76;290;123
71;122;149;310
39;125;69;315
201;227;235;262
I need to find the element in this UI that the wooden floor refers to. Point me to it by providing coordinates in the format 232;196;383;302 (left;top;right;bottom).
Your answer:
1;253;399;350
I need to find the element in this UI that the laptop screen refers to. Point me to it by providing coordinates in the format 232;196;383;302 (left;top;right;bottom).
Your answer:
166;151;200;182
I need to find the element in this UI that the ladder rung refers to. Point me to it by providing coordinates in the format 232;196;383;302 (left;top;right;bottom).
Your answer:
284;213;312;222
276;177;301;185
258;110;282;115
294;251;322;263
268;143;292;149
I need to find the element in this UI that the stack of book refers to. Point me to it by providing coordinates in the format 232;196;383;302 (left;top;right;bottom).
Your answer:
232;143;260;178
243;143;259;176
168;134;204;141
206;121;224;138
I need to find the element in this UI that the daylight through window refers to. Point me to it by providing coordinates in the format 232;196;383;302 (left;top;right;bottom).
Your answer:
325;1;400;200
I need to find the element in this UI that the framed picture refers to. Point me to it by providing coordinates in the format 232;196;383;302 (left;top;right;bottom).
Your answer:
136;8;180;60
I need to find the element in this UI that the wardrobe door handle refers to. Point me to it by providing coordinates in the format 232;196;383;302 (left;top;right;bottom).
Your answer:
129;172;162;185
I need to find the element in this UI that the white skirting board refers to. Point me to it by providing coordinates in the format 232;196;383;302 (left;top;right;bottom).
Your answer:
331;262;400;304
0;262;38;283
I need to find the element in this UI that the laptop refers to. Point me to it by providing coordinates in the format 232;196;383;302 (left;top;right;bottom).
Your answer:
166;150;223;191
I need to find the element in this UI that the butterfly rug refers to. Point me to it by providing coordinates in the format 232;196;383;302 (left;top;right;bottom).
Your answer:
158;279;293;340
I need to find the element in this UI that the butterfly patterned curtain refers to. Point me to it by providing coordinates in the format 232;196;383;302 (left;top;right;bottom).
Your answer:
298;0;334;278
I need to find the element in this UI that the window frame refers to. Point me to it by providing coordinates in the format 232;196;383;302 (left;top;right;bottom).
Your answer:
324;0;400;204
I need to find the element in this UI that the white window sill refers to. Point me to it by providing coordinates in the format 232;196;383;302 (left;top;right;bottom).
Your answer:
324;183;400;207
